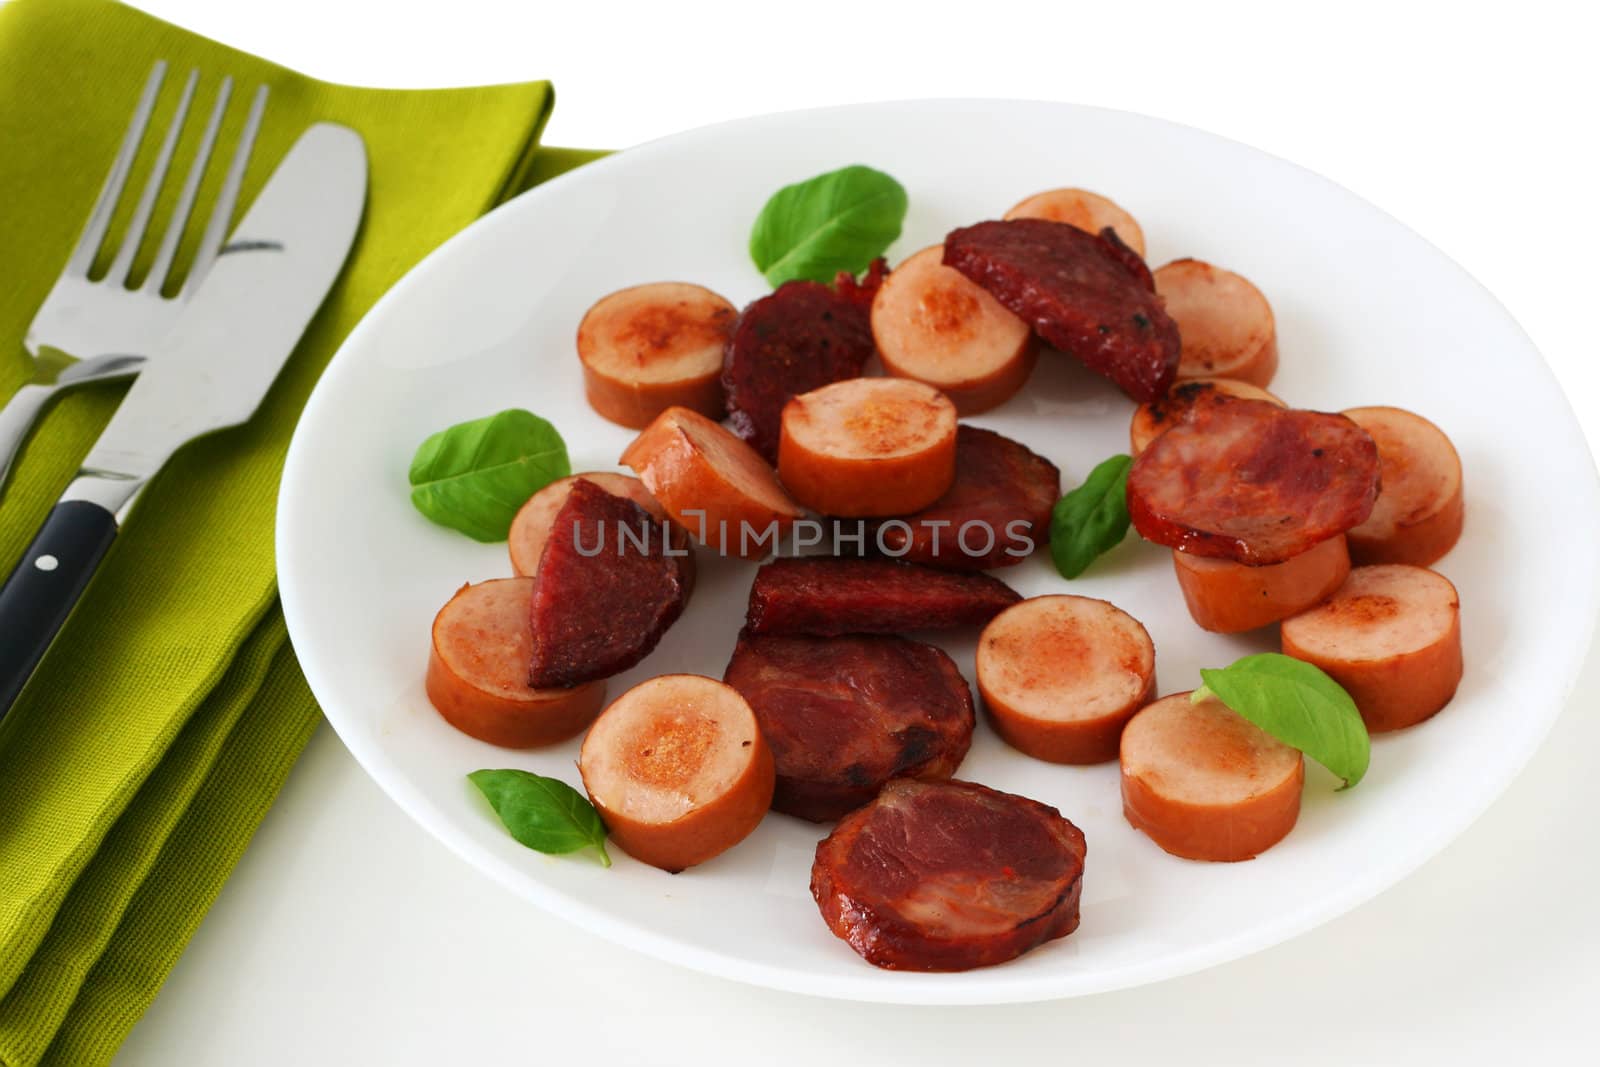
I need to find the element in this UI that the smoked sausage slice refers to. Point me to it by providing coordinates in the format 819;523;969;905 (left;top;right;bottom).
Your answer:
577;282;736;428
778;377;959;517
745;557;1021;636
1341;406;1464;567
724;631;975;822
1280;564;1462;732
1127;396;1380;565
869;425;1060;570
721;262;885;463
1004;187;1147;258
943;219;1180;402
1155;259;1279;388
527;479;690;687
1129;378;1285;456
870;245;1038;414
1121;691;1304;862
426;578;607;748
811;778;1086;971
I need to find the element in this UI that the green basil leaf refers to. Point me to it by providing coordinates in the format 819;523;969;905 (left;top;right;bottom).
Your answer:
1194;653;1371;789
408;409;570;542
468;769;611;867
1049;454;1133;578
749;164;908;286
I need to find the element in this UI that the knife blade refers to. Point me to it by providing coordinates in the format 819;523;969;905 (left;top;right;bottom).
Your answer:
0;122;367;717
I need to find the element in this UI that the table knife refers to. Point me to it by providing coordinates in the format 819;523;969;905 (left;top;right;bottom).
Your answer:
0;122;367;717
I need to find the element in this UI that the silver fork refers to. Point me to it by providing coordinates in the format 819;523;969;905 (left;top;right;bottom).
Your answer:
0;61;269;493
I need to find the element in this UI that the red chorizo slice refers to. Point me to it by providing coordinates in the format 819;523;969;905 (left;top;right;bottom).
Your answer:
744;557;1021;636
870;426;1060;570
723;631;975;822
1127;396;1380;565
943;219;1180;402
722;262;886;463
527;478;691;687
811;778;1086;971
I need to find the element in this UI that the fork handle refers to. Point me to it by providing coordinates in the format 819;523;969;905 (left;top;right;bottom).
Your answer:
0;383;58;496
0;499;118;718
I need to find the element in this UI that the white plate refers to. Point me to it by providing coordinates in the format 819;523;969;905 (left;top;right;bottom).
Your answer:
278;100;1600;1004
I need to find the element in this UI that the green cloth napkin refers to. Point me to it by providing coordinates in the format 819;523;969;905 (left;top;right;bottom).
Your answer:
0;2;604;1063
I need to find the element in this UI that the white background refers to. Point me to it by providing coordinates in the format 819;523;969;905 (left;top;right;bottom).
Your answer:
92;0;1597;1062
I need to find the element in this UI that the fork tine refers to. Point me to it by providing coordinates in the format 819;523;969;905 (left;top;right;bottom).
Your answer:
106;67;199;287
142;74;232;295
181;84;269;298
66;62;167;277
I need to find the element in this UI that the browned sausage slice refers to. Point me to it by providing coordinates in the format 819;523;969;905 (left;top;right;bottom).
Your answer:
1121;691;1304;862
1129;377;1285;456
620;406;803;559
579;674;774;872
778;377;959;517
526;479;691;687
577;282;736;428
943;218;1180;402
508;472;668;577
1280;564;1463;732
811;778;1086;971
1172;535;1350;634
1004;187;1147;257
1154;259;1278;387
1341;407;1464;566
1127;396;1380;565
870;426;1060;570
744;557;1021;636
977;595;1156;764
723;631;974;822
426;578;606;748
871;246;1038;414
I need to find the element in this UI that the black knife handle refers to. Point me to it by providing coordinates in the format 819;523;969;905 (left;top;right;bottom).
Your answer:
0;500;118;717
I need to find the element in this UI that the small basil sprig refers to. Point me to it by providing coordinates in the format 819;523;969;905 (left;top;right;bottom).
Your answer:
409;409;570;542
1194;653;1371;789
749;164;907;286
469;769;611;867
1049;454;1133;578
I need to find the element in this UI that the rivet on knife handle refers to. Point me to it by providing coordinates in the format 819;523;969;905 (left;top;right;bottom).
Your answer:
0;498;119;716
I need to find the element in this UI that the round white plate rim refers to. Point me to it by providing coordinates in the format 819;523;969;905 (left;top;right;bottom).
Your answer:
278;98;1600;1004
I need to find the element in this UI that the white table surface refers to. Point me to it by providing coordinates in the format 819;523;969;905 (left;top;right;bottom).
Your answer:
111;1;1599;1062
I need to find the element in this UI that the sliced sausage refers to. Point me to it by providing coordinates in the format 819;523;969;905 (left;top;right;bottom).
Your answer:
870;245;1038;414
721;263;885;463
869;425;1060;570
811;778;1086;971
579;674;774;872
426;578;606;748
1121;691;1304;862
577;282;736;428
1004;187;1147;258
1154;259;1278;388
1341;406;1464;566
508;472;668;577
778;378;958;517
1127;396;1380;565
620;406;803;559
1280;564;1463;732
526;479;690;687
977;595;1156;764
1173;534;1350;634
1129;377;1286;455
723;631;974;822
745;557;1021;636
943;218;1180;402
